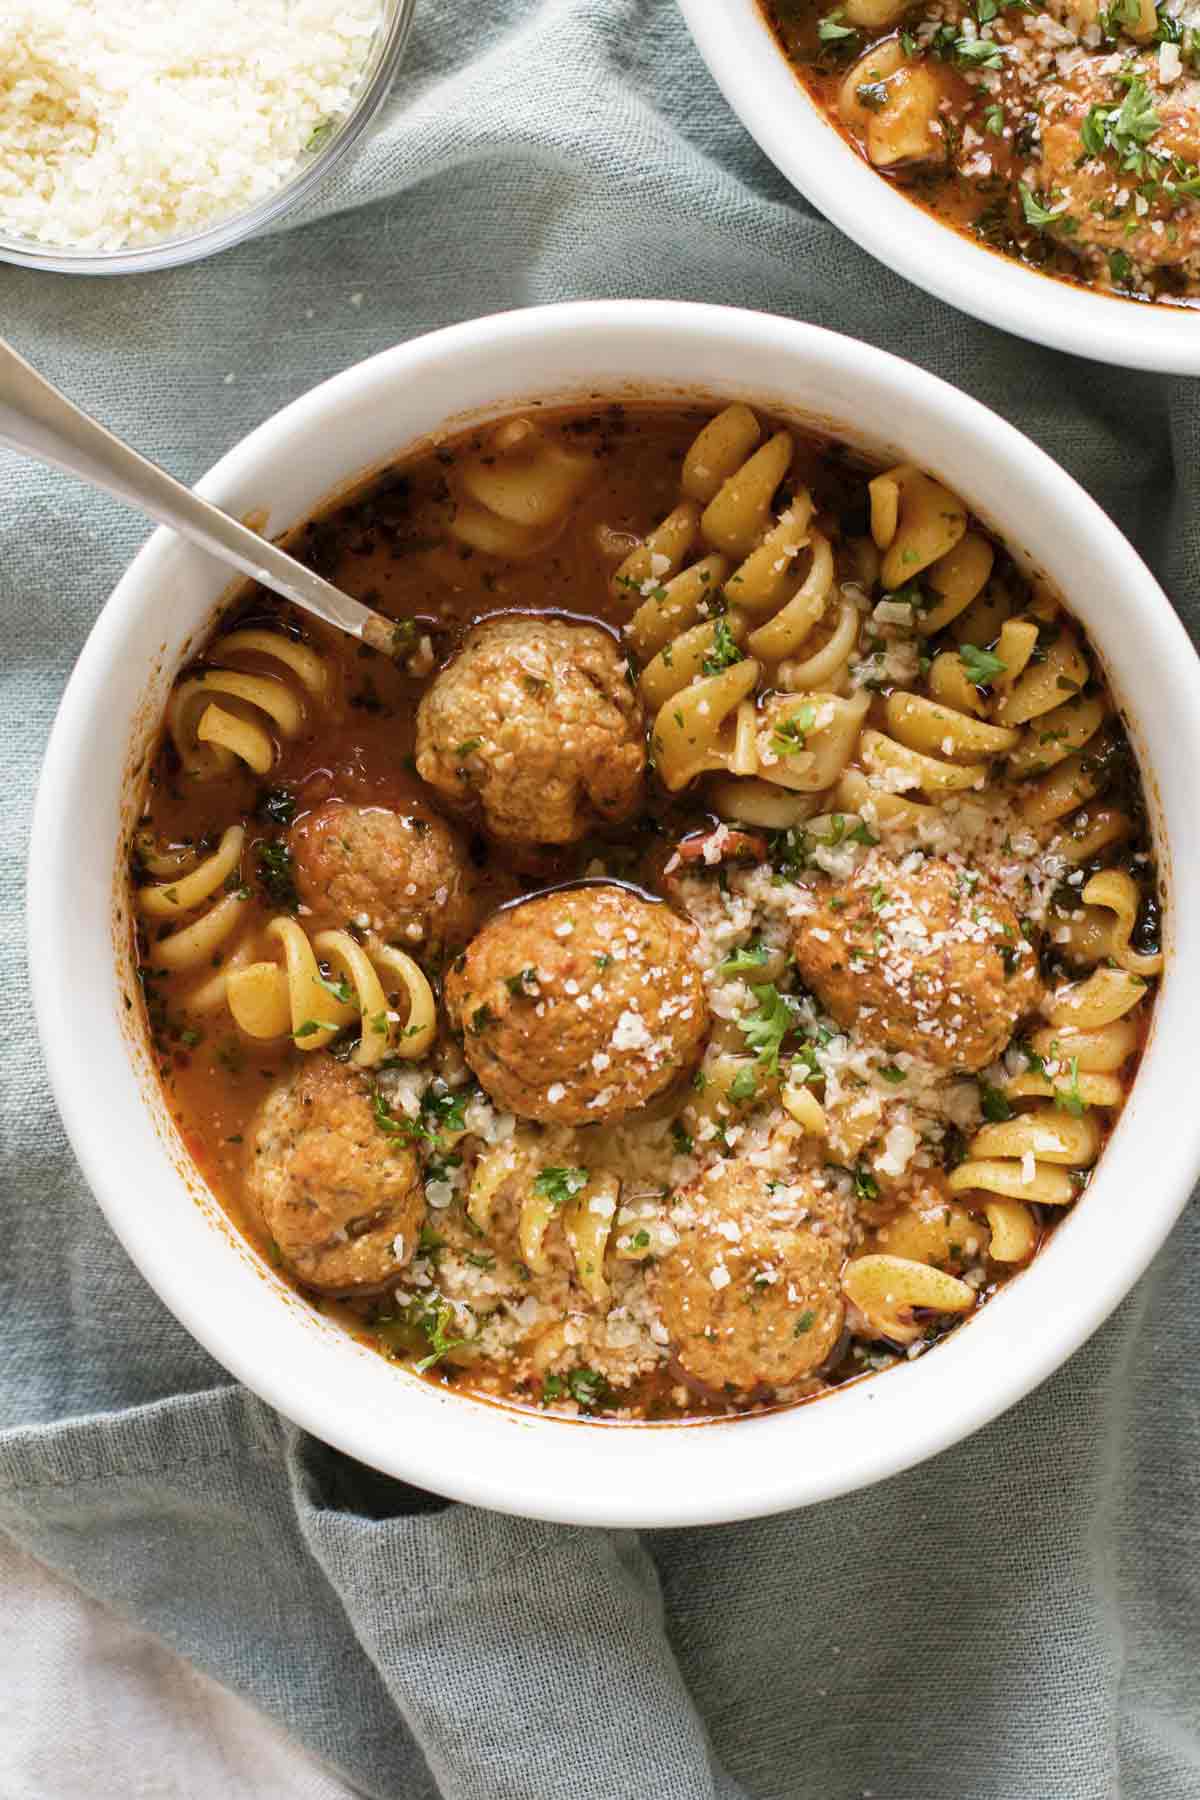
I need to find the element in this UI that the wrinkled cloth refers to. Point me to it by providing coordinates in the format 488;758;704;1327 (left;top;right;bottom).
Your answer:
2;2;1199;1796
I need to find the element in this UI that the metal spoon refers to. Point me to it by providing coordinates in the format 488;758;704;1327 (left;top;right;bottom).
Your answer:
0;335;399;656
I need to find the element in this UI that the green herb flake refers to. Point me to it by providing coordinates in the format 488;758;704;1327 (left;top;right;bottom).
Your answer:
979;1079;1014;1122
720;939;771;976
959;642;1007;687
701;616;744;676
739;983;800;1072
1053;1055;1087;1117
729;1065;759;1103
533;1165;590;1207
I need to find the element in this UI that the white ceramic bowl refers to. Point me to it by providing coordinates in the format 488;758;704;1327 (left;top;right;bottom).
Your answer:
28;301;1200;1525
677;0;1200;374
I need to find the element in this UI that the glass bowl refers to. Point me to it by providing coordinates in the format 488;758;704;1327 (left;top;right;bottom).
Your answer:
0;0;416;277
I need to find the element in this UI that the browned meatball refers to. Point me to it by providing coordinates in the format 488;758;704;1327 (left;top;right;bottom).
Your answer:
290;799;479;954
244;1056;424;1294
1037;58;1200;268
792;857;1041;1072
656;1161;848;1393
414;616;644;850
444;883;708;1125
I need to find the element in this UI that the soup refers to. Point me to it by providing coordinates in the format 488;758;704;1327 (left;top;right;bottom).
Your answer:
128;401;1162;1420
760;0;1200;307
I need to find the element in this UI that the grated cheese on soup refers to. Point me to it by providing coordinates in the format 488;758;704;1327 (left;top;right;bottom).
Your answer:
0;0;383;251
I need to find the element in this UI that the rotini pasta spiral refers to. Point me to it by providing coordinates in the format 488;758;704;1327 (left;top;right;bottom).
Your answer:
619;404;870;794
467;1139;669;1310
137;825;254;1011
139;824;436;1061
226;921;436;1064
946;969;1147;1243
168;628;330;779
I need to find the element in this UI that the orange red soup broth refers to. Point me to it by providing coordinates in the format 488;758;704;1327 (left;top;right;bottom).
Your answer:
128;400;1162;1422
760;0;1200;306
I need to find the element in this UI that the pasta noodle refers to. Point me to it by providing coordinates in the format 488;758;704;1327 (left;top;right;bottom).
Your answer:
467;1142;656;1310
842;1254;976;1346
168;629;329;779
625;405;875;793
138;826;253;1013
227;921;436;1064
450;418;594;557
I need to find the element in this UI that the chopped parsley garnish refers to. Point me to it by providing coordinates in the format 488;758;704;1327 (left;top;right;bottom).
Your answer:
1053;1055;1087;1117
1080;77;1169;187
879;1063;906;1084
701;616;744;676
817;7;857;38
456;738;482;756
793;1310;817;1336
729;1065;759;1104
959;642;1007;687
1109;249;1133;283
952;32;1005;66
420;1083;470;1139
983;103;1005;135
317;970;354;1006
772;702;817;757
411;1297;469;1373
739;983;801;1072
255;786;296;826
505;967;539;997
1019;183;1068;230
854;1164;879;1202
631;1229;651;1250
533;1165;589;1207
293;1018;341;1039
720;939;771;976
371;1080;469;1149
566;1367;611;1410
255;840;299;912
856;80;889;111
372;1086;421;1141
391;618;418;656
671;1120;694;1156
979;1079;1014;1122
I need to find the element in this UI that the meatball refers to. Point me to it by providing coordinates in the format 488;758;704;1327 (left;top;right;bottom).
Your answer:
792;856;1041;1072
290;799;479;954
444;883;708;1125
1036;58;1200;268
414;616;645;850
656;1161;849;1393
244;1056;424;1294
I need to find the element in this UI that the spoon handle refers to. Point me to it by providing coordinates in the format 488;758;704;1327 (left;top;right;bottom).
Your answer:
0;337;396;653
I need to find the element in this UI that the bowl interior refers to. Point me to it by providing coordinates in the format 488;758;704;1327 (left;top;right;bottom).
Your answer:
675;0;1200;375
28;301;1200;1524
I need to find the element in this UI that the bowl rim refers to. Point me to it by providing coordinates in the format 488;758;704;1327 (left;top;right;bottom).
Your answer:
675;0;1200;375
27;299;1200;1524
0;0;416;277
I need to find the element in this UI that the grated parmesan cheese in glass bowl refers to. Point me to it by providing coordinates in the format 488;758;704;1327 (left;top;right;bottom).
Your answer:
0;0;415;275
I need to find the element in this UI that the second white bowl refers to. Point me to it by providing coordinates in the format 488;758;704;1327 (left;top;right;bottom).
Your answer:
677;0;1200;374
